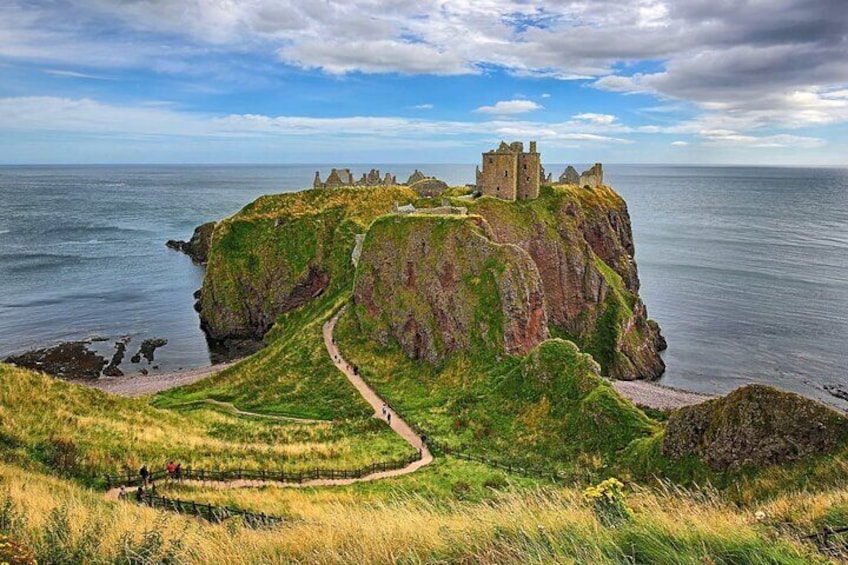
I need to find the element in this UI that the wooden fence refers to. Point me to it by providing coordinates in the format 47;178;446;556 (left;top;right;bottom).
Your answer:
105;453;422;489
804;526;848;556
122;492;283;528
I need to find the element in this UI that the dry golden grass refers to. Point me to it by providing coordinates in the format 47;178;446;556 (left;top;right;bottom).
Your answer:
0;460;829;564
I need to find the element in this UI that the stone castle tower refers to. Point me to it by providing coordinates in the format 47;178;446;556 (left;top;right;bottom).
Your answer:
477;141;541;200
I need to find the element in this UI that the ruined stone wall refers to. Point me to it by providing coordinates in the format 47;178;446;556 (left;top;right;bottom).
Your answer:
579;163;604;188
481;151;518;200
517;152;540;200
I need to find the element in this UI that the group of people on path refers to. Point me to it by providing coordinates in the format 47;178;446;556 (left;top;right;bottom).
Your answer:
123;461;184;501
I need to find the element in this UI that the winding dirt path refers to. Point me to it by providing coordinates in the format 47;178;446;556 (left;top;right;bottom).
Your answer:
321;306;433;470
169;398;328;424
106;307;432;499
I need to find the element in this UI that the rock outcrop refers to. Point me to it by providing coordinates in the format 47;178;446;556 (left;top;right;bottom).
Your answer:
466;186;664;379
198;186;419;343
197;182;662;380
352;215;548;363
166;222;216;264
662;384;848;470
5;342;107;380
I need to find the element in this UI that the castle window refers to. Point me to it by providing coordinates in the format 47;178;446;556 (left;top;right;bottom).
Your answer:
504;170;508;178
523;163;527;170
488;157;493;164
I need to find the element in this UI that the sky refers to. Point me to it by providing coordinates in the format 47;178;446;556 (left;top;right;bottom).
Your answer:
1;0;847;165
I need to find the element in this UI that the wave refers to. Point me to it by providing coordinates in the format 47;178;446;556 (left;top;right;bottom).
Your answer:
0;229;9;235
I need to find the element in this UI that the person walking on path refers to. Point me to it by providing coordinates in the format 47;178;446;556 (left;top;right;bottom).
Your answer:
139;464;149;486
381;403;387;418
166;460;176;479
420;434;427;449
387;412;392;425
175;462;182;481
119;485;126;500
135;485;144;503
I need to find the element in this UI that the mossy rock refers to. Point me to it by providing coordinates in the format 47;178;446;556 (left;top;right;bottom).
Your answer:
662;384;848;470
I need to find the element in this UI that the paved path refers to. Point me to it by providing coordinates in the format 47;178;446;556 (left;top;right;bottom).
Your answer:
106;307;432;500
613;380;714;410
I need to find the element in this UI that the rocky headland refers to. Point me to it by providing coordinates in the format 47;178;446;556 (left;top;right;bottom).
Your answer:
193;180;665;380
166;221;216;264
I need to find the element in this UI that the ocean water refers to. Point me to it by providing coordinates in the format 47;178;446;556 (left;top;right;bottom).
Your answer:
0;164;846;410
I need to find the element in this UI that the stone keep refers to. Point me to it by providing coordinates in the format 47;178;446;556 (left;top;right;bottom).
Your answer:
479;140;541;200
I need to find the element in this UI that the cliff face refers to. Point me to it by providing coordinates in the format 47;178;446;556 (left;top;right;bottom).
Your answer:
166;221;216;264
464;185;664;380
352;215;548;363
199;186;418;343
198;183;663;380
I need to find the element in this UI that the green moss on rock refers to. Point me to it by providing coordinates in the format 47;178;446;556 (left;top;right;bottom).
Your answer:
352;214;548;363
662;384;848;471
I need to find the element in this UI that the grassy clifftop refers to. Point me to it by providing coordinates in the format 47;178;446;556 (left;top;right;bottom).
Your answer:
199;183;664;380
200;186;418;342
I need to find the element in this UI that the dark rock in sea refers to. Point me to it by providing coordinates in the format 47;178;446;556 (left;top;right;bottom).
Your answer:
140;367;148;375
102;338;129;377
825;384;848;403
166;221;216;264
662;384;848;471
131;338;168;364
4;342;107;380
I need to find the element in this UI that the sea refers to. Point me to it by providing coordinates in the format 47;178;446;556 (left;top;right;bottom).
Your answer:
0;164;846;410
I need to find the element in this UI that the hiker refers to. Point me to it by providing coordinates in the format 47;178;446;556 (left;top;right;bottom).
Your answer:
149;480;156;495
139;464;149;485
387;412;392;425
135;485;144;502
420;434;428;448
353;365;359;375
175;462;182;480
381;403;387;417
166;460;176;479
119;485;126;500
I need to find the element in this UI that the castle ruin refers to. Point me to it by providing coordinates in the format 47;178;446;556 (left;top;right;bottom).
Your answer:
313;168;397;189
477;141;541;200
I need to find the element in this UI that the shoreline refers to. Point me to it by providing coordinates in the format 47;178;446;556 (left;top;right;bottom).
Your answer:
74;354;715;410
74;360;239;398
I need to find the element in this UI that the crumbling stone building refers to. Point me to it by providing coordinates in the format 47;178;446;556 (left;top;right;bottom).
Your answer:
477;141;541;200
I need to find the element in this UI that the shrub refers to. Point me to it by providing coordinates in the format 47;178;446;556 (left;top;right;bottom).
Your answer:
584;477;632;527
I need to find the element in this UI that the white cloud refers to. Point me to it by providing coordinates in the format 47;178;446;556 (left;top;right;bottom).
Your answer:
414;104;434;110
0;96;633;146
474;100;542;115
43;69;111;80
671;140;689;146
698;129;824;148
572;113;616;125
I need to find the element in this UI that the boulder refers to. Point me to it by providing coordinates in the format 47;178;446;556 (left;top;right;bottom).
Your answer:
662;384;848;470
